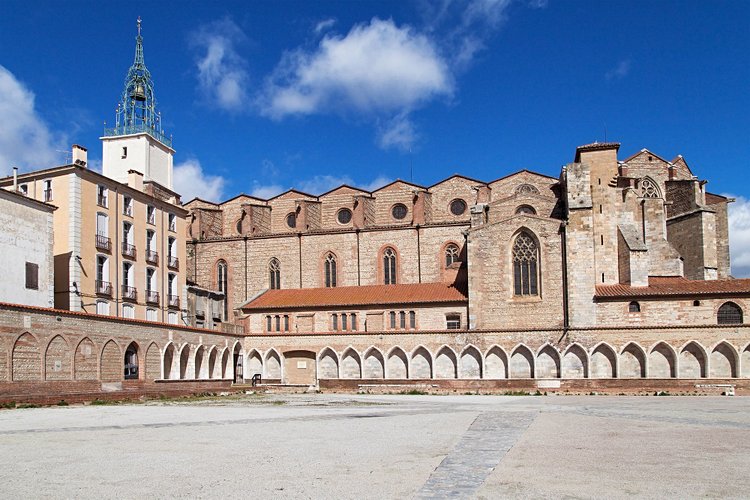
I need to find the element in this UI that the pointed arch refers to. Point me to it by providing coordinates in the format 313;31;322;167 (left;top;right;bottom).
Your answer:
410;346;433;379
45;335;72;381
264;348;282;380
536;344;560;378
246;349;263;379
220;347;230;379
269;258;281;289
459;345;482;379
324;252;337;288
100;339;122;382
679;341;707;378
510;344;534;378
382;246;398;285
144;342;160;380
512;230;540;297
363;347;385;379
194;345;207;379
741;343;750;378
484;345;508;379
639;176;661;198
178;344;191;379
435;345;458;379
206;346;218;379
341;347;362;379
710;341;738;378
12;332;40;381
124;341;140;380
590;342;617;378
620;342;646;378
162;342;177;380
562;343;588;379
386;346;408;379
74;337;98;380
318;347;339;379
647;342;677;378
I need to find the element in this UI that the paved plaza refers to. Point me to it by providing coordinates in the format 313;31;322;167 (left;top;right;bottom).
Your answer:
0;394;749;498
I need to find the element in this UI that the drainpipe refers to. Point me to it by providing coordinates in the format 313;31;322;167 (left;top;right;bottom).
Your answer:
416;225;422;283
356;229;361;286
463;230;470;329
561;222;570;337
244;236;248;301
115;188;120;317
298;233;303;288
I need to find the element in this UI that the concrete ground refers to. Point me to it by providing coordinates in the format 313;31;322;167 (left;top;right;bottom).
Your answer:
0;394;748;499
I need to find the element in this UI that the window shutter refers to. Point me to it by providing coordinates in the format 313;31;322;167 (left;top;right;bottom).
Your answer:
25;262;39;290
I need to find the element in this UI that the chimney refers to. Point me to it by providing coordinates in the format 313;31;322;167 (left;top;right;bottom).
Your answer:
72;144;87;167
12;167;18;191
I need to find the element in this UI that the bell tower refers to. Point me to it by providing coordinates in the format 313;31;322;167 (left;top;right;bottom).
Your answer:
102;17;174;190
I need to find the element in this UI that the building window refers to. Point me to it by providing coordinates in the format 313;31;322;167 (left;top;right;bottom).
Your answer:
450;199;467;216
147;205;155;225
146;308;157;321
97;185;108;208
168;213;176;232
122;146;128;159
266;315;272;332
446;314;461;330
96;301;110;315
332;313;338;331
286;212;296;229
217;261;228;320
168;311;178;325
399;311;406;329
324;253;337;288
123;196;133;216
512;232;539;296
516;183;540;195
515;205;536;215
389;311;396;329
445;244;460;267
284;315;290;331
25;262;39;290
350;314;357;331
409;311;416;329
391;203;407;220
337;208;352;224
124;344;138;380
96;255;110;295
717;302;743;325
342;313;348;331
122;304;135;319
629;301;641;313
19;184;28;196
383;247;397;285
43;179;52;202
640;177;661;198
693;300;701;307
275;315;281;332
269;258;281;289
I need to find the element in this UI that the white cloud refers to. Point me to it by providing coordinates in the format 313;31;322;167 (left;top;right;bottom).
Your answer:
173;158;226;202
606;59;631;80
314;18;336;34
260;18;453;120
191;18;249;112
250;182;285;199
0;65;67;175
359;175;392;192
377;113;417;151
249;174;391;199
728;195;750;278
298;175;354;194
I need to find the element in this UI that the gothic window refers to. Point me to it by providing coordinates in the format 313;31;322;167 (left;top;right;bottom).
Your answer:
337;208;352;224
516;183;539;195
512;232;539;296
515;205;536;215
640;177;661;198
450;199;467;216
717;302;743;325
629;301;641;313
383;247;397;285
445;244;460;267
217;260;228;320
286;212;296;229
324;253;337;288
391;203;407;220
269;258;281;289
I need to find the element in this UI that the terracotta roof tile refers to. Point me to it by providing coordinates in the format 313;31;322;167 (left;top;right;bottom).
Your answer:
596;277;750;299
241;282;468;310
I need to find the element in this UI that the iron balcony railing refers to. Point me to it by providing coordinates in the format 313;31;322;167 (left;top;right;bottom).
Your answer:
168;256;179;269
95;280;112;296
168;295;180;308
146;250;159;265
146;290;160;305
122;242;136;259
121;285;137;301
103;123;173;148
195;309;205;318
95;234;111;252
123;204;133;217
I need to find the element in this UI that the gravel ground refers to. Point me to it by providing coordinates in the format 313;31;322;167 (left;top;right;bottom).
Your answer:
0;394;748;499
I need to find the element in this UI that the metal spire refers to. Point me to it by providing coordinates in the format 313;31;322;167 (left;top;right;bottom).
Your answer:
104;17;172;147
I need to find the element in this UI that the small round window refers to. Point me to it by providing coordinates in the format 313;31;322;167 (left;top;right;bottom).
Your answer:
450;199;467;216
286;212;297;229
337;208;352;224
391;203;408;220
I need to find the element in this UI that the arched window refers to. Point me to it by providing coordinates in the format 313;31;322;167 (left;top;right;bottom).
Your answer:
324;253;337;288
445;244;460;267
269;258;281;289
383;247;397;285
718;302;743;324
512;232;539;296
629;301;641;313
217;260;228;320
124;343;138;380
516;183;539;195
515;205;536;215
640;177;661;198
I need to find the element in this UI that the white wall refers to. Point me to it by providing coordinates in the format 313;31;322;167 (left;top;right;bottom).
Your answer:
0;191;54;307
102;133;174;190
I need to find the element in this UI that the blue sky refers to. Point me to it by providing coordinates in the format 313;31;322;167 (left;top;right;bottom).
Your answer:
1;1;748;276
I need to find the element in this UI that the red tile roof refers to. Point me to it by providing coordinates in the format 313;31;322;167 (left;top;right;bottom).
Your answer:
241;282;468;310
596;277;750;299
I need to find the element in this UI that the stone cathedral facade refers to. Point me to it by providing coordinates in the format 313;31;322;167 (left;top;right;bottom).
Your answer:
184;142;750;387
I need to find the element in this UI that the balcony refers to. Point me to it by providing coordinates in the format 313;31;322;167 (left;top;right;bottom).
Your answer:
43;189;52;202
195;309;205;318
123;204;133;217
121;285;137;301
146;290;160;305
95;280;112;297
97;195;108;208
122;242;137;259
168;295;180;308
146;250;159;265
95;234;111;252
168;255;179;269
